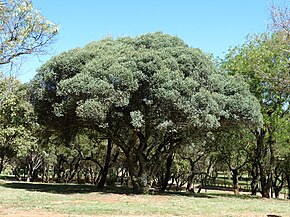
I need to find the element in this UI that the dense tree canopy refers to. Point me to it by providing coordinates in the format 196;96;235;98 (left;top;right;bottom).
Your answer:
31;32;262;192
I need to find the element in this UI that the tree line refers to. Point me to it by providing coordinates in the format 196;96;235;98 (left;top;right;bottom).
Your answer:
0;0;289;198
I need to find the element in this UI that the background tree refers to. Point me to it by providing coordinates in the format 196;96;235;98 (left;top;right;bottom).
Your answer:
214;129;254;195
0;78;35;174
222;32;290;198
270;1;290;35
177;137;210;192
272;113;290;198
0;0;58;110
268;0;290;91
0;0;58;67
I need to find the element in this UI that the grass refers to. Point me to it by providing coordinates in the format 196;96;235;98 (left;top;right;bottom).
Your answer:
0;180;289;217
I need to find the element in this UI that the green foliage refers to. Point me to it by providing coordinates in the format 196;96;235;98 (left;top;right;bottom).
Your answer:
223;33;289;108
32;32;261;132
30;32;262;191
0;77;35;172
222;31;290;197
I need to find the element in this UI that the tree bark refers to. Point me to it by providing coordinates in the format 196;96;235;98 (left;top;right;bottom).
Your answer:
273;168;284;198
255;129;272;198
26;161;33;182
286;173;290;199
232;168;239;195
161;154;174;192
136;150;148;193
97;138;113;190
0;157;4;174
124;147;149;193
273;183;281;198
250;162;259;195
186;159;195;192
259;166;271;198
123;151;139;191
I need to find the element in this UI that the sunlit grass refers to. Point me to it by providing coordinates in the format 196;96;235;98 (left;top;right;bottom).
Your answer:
0;181;289;216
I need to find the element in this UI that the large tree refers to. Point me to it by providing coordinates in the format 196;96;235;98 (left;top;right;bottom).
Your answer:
31;32;262;192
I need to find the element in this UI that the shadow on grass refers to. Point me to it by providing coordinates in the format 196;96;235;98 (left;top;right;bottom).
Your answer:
206;192;260;200
1;182;134;195
153;190;214;198
0;181;259;200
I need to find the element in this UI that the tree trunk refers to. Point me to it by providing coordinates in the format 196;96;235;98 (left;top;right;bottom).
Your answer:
97;139;113;190
286;173;290;199
124;149;149;193
66;157;81;183
0;158;3;174
255;129;272;198
274;185;280;199
13;167;21;181
26;169;33;182
186;171;195;192
136;151;148;193
232;168;239;195
273;172;284;199
26;162;33;182
186;159;195;192
161;154;174;192
260;167;271;198
54;156;65;183
250;162;259;195
124;152;139;191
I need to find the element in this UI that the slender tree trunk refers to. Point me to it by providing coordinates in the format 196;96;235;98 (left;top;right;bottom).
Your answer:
186;172;195;192
273;171;283;199
66;158;81;183
232;168;239;195
55;156;65;183
0;157;4;174
250;162;259;195
255;129;272;198
124;152;139;191
259;147;275;197
97;139;113;190
186;159;195;192
273;182;281;199
26;166;33;182
266;129;275;198
186;171;195;193
260;166;271;198
136;151;148;193
161;154;174;192
26;159;33;182
286;173;290;199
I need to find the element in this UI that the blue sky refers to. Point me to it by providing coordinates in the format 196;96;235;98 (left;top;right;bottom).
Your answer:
19;0;271;82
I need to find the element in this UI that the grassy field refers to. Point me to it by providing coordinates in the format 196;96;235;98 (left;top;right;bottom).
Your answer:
0;180;289;217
